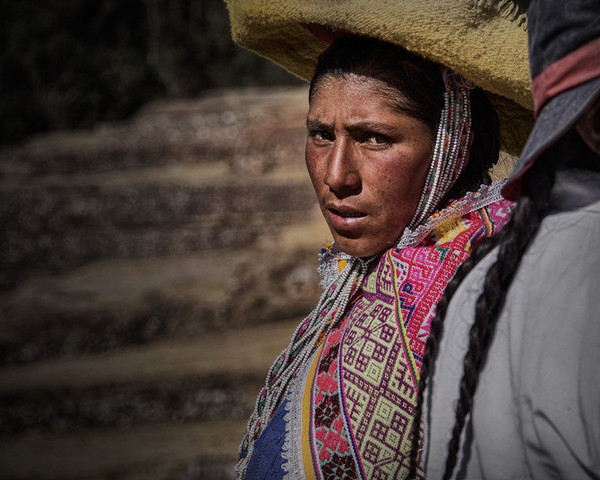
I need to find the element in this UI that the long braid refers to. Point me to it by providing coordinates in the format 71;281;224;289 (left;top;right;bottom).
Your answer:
407;230;502;478
408;125;597;479
440;159;554;479
408;159;556;479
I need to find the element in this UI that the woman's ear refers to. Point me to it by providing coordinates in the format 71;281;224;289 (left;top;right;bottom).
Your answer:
576;96;600;155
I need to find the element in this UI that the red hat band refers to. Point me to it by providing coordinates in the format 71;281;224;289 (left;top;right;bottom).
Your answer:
532;36;600;118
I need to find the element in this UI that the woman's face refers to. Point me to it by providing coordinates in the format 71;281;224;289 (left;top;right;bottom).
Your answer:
306;74;433;258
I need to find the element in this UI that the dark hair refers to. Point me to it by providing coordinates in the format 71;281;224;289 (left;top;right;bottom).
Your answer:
408;126;599;479
309;35;501;204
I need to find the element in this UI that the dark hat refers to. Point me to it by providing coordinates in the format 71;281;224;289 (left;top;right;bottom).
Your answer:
502;0;600;200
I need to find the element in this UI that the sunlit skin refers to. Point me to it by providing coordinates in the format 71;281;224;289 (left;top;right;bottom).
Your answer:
306;74;434;258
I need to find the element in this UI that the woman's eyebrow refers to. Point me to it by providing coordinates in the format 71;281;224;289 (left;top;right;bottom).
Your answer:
306;119;394;133
306;119;330;130
346;122;394;135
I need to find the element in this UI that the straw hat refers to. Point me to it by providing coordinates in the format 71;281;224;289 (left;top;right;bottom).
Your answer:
225;0;534;156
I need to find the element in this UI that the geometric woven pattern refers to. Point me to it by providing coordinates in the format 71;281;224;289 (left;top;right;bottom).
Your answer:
312;315;360;479
307;200;513;480
341;253;416;479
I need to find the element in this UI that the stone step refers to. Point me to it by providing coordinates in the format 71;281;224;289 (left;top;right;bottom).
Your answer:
0;253;239;365
0;163;314;227
0;163;317;289
0;86;309;178
0;317;298;391
0;419;244;480
0;319;298;434
0;224;325;365
0;374;262;436
0;85;323;480
0;212;310;290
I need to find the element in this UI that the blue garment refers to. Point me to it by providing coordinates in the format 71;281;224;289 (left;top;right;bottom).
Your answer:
244;399;287;480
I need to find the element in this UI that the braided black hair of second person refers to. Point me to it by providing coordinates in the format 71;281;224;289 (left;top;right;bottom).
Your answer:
406;228;503;478
407;156;556;479
440;184;553;480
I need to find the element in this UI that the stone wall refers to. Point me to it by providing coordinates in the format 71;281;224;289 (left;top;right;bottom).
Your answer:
0;85;331;480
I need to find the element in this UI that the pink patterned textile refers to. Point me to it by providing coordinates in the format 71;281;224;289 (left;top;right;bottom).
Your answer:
238;182;514;479
283;192;513;480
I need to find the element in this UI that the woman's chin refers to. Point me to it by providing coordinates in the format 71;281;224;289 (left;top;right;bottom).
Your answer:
334;236;393;259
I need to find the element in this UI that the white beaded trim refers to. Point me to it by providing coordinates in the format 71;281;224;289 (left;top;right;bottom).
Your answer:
408;69;474;229
236;254;373;478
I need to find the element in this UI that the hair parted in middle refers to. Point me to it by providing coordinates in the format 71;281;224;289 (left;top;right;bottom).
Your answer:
308;35;501;210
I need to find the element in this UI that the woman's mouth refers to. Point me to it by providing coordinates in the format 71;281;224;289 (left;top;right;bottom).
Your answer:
327;206;367;231
331;208;364;218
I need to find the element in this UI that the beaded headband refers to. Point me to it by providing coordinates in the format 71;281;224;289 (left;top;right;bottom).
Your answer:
408;68;474;229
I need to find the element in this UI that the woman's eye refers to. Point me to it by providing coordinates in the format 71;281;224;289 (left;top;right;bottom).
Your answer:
364;133;390;146
309;129;334;143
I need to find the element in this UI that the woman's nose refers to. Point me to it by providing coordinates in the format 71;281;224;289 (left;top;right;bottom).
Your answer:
324;138;361;195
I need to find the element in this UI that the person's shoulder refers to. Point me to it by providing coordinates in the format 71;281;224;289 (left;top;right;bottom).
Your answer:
549;168;600;216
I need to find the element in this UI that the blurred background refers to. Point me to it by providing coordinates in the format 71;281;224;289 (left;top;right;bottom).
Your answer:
0;1;331;478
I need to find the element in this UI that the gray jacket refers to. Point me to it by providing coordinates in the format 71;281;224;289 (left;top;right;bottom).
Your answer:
425;170;600;480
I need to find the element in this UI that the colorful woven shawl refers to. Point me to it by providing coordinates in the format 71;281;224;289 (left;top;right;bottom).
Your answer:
238;181;514;478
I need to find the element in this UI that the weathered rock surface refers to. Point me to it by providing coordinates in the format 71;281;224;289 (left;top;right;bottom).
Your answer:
0;85;332;480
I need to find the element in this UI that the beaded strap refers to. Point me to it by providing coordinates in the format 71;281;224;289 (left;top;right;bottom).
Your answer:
236;254;374;478
408;68;474;229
